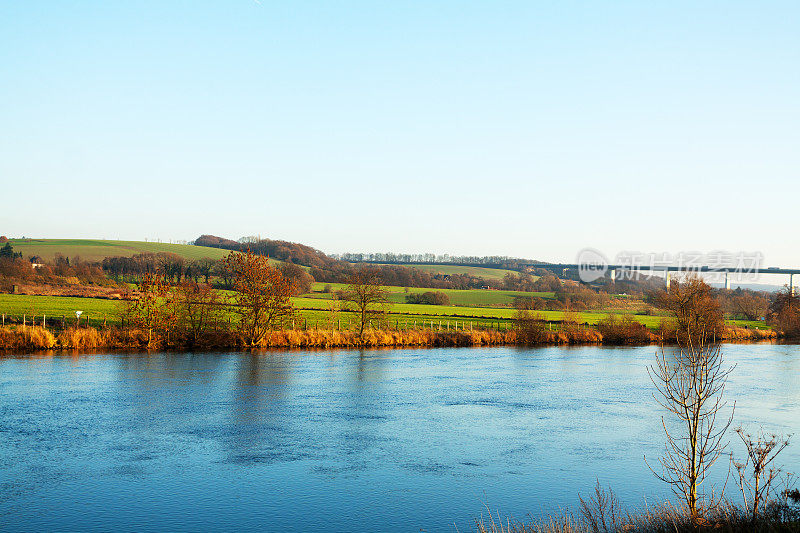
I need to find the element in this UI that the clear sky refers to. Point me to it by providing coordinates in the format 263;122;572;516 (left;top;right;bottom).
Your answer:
1;1;798;265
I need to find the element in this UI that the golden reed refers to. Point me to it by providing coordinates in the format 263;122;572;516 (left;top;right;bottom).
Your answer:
0;324;777;352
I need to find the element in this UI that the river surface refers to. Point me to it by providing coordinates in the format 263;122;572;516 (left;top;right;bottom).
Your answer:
1;344;798;532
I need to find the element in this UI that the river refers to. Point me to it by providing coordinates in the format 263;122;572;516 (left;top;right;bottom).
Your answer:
1;344;798;532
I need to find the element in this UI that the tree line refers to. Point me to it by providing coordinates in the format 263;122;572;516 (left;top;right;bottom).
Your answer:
192;234;508;289
125;251;391;348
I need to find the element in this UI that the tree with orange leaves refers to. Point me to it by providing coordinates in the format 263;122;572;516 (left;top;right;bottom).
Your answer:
225;249;294;347
126;271;171;349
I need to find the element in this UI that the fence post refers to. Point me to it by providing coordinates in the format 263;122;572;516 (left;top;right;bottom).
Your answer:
43;315;46;328
23;314;26;327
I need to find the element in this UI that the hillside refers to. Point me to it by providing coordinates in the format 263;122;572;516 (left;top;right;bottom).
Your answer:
374;263;518;281
7;239;230;262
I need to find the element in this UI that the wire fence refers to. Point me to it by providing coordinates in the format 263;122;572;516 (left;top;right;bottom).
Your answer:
0;312;521;332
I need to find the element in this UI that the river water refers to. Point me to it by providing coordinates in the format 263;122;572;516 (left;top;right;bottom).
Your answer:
1;344;798;532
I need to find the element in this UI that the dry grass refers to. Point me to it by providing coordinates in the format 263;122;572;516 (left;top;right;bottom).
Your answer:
57;327;104;350
651;322;778;344
476;501;800;533
0;326;515;351
475;482;800;532
0;326;56;350
0;324;781;352
723;326;777;341
256;328;515;348
516;314;604;345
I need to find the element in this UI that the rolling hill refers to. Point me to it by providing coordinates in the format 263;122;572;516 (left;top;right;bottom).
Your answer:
6;239;231;262
374;263;519;281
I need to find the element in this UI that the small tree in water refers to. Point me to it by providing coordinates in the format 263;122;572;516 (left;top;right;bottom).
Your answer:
733;428;792;522
648;276;734;521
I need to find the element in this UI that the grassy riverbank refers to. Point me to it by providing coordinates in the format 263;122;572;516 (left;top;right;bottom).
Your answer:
0;322;777;352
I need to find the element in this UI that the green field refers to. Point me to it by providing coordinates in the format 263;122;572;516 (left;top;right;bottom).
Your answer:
0;294;122;322
308;282;554;307
374;263;519;281
6;239;231;262
0;293;767;332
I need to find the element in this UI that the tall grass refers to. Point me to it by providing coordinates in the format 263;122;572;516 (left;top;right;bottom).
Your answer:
476;496;800;533
0;325;516;351
0;326;56;350
57;327;104;350
0;323;781;352
723;326;777;341
256;328;515;348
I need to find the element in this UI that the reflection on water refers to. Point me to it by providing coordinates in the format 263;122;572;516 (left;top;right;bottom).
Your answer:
0;344;798;533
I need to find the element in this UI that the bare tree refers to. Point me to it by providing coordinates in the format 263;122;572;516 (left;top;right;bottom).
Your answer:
193;258;217;284
212;259;235;289
733;428;792;521
648;277;734;520
767;287;800;338
156;252;184;284
340;267;388;336
728;292;768;322
172;281;224;346
578;481;623;533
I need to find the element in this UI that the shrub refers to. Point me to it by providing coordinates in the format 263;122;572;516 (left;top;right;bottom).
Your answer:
597;314;655;345
515;310;553;345
405;291;451;305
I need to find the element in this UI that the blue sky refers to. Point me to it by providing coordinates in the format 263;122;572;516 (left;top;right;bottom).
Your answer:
1;1;798;265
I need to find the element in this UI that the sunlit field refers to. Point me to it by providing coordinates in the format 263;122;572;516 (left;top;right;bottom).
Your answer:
8;239;231;262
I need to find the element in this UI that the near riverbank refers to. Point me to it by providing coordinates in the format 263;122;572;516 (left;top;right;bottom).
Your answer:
0;323;778;352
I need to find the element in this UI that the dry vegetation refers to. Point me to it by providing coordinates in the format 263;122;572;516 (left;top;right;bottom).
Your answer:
0;325;515;350
476;498;800;533
478;277;797;533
